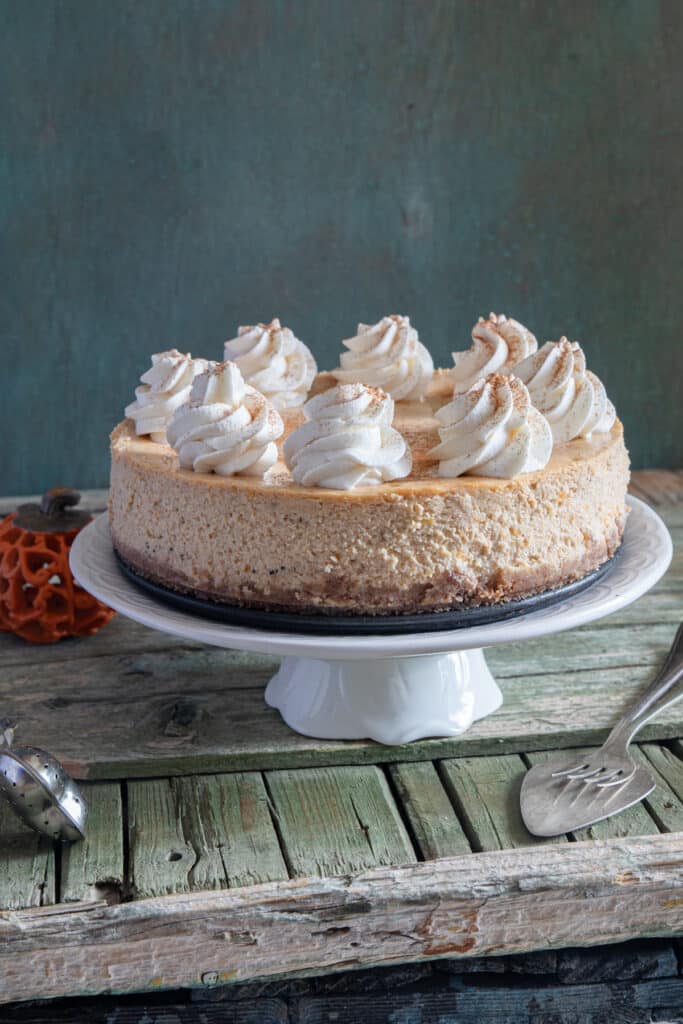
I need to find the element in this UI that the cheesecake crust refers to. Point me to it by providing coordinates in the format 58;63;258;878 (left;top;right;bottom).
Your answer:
109;372;630;616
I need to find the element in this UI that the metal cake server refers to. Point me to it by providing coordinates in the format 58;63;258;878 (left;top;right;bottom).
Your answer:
0;727;87;842
521;622;683;837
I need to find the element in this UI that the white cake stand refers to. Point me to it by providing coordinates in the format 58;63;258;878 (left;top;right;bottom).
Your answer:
70;497;672;745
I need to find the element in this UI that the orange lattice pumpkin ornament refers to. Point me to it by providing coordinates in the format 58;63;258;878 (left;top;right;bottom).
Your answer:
0;488;115;644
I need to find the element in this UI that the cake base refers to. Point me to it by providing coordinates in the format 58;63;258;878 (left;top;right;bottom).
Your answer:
113;548;620;635
264;650;503;744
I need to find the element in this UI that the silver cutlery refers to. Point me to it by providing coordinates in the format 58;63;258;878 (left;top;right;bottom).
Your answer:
0;726;87;842
521;622;683;837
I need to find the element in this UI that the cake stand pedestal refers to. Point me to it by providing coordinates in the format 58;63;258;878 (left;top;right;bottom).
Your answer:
70;497;672;745
266;649;501;744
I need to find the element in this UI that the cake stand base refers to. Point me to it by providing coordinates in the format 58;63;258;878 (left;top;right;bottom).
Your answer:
264;649;503;744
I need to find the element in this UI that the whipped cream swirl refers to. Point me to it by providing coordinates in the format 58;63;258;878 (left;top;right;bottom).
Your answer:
332;315;434;401
125;350;210;443
452;313;537;393
283;383;412;489
224;318;317;410
167;361;284;477
512;338;616;443
429;373;552;478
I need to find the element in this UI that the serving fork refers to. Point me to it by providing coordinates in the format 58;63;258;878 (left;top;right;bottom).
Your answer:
521;623;683;837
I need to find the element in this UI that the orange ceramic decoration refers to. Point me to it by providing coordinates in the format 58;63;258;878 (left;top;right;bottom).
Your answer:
0;488;115;644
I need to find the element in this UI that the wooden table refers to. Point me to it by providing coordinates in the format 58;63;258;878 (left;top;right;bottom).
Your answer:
0;471;682;1020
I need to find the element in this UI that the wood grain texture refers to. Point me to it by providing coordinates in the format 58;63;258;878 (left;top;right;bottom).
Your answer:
2;5;683;494
439;754;566;851
1;834;682;1004
176;773;288;890
629;470;683;509
128;773;287;898
638;743;683;833
265;766;415;877
59;782;124;903
387;762;471;860
0;799;55;911
5;659;683;781
0;616;276;668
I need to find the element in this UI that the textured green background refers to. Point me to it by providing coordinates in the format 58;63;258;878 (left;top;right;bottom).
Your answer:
1;0;681;494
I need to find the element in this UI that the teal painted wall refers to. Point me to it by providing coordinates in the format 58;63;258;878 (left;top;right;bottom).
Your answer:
1;0;681;494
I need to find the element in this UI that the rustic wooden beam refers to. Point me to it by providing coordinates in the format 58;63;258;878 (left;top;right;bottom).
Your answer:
0;834;682;1004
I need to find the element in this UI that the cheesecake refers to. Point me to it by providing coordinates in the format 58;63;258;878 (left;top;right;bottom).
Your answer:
110;368;629;615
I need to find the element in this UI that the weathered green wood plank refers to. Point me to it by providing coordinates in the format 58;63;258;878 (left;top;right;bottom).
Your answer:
634;744;683;834
630;749;683;835
487;621;676;679
60;783;124;904
0;622;280;671
0;617;206;668
265;766;415;877
524;749;658;842
438;755;565;852
0;646;277;695
0;799;55;910
1;619;676;683
641;743;683;799
175;773;288;890
0;622;680;781
128;779;194;898
387;762;470;860
128;773;287;898
595;589;683;627
629;471;683;515
4;660;683;781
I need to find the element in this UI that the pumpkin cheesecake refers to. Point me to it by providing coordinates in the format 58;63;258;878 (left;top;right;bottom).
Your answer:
110;355;629;615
